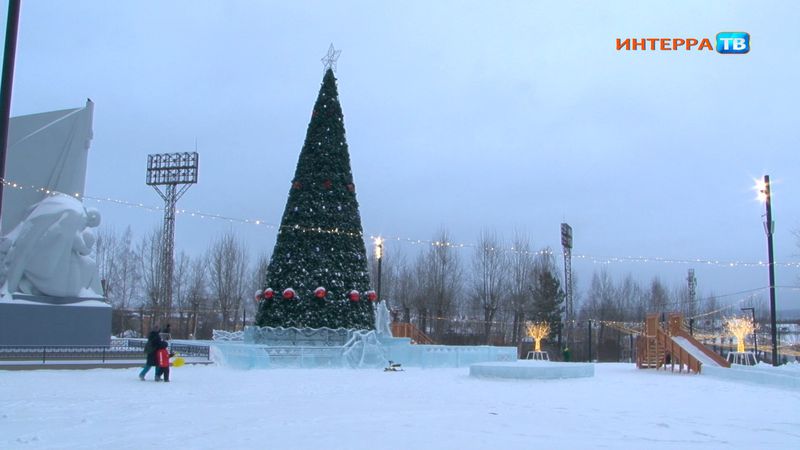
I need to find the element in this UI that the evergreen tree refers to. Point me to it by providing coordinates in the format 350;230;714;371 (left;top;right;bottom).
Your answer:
530;269;565;340
256;68;374;329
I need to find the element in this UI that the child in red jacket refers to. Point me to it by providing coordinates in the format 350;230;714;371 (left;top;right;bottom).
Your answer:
154;340;173;382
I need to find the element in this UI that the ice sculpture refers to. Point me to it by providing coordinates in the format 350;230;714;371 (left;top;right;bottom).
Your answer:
374;301;392;337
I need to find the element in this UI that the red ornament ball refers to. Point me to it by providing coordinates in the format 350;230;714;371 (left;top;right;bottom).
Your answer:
348;290;360;302
263;288;274;300
366;290;378;302
282;288;295;300
314;287;327;299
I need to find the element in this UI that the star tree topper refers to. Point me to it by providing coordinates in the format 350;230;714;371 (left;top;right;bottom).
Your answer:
321;43;342;72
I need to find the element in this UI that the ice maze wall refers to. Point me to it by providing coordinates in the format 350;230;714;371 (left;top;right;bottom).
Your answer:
209;326;517;369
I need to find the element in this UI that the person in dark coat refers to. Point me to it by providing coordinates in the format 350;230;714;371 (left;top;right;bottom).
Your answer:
138;330;161;381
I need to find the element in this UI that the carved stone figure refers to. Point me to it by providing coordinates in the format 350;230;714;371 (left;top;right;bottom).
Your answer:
0;194;102;298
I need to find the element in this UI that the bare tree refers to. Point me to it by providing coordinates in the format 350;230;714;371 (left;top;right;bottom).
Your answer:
647;277;670;315
250;252;270;324
417;229;462;339
395;255;416;323
138;227;165;330
171;251;191;337
508;232;535;344
585;268;618;321
186;255;209;338
412;251;431;333
96;226;142;335
208;231;249;330
95;226;118;298
470;229;508;344
618;274;645;321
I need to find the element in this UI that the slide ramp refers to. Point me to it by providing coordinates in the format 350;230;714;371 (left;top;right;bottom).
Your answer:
671;336;724;367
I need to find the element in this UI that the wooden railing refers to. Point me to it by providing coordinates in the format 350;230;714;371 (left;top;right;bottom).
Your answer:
656;325;701;374
390;323;435;344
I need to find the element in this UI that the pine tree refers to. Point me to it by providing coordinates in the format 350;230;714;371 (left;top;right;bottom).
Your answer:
530;269;565;340
256;68;374;330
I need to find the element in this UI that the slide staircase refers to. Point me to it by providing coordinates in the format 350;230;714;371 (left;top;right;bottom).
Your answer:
637;313;729;373
390;322;435;344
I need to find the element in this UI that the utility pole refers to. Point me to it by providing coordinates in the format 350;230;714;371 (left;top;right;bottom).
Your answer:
0;0;22;218
374;236;383;302
757;175;778;366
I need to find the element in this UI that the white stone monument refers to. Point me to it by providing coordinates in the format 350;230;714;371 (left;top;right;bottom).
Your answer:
0;100;111;346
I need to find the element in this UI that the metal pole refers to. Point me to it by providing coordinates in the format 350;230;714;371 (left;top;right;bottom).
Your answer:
0;0;22;218
162;183;177;324
587;320;592;362
763;175;778;366
629;333;633;363
377;249;382;302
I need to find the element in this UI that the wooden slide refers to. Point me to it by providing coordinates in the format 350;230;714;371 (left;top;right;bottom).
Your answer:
637;313;729;373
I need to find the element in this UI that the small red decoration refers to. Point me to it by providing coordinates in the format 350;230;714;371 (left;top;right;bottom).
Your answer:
254;289;263;302
314;287;327;299
322;179;332;190
263;288;274;300
366;290;378;302
282;288;295;300
292;181;302;190
346;183;355;192
348;290;360;302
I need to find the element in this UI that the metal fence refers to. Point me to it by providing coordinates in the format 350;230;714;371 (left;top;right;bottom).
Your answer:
122;339;210;358
0;340;210;363
0;345;143;363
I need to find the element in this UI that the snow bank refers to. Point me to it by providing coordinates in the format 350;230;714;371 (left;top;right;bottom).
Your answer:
470;360;595;379
702;363;800;390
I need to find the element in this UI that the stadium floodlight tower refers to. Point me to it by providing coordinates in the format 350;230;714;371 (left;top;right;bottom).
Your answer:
561;223;573;347
146;152;198;324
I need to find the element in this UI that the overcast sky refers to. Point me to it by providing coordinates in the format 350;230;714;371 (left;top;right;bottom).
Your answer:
3;1;799;311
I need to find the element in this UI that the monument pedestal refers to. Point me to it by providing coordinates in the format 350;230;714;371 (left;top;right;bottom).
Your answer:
0;294;111;346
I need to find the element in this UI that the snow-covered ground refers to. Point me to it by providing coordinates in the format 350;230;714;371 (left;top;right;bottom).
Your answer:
1;363;799;449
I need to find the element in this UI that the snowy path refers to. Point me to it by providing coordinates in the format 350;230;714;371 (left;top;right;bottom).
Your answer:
1;363;799;449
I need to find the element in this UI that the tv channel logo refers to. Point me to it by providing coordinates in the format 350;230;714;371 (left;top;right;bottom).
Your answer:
716;32;750;54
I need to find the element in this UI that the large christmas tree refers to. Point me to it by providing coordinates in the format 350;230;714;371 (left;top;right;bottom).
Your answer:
256;60;374;330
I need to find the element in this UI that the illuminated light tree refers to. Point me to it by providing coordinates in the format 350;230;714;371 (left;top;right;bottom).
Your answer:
527;321;551;352
725;316;755;353
256;56;373;330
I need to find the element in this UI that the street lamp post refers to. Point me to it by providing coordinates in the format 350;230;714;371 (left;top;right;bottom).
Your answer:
374;237;383;302
0;0;22;218
741;307;757;357
757;175;779;366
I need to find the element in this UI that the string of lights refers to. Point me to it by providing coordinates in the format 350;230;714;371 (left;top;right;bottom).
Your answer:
3;177;800;269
